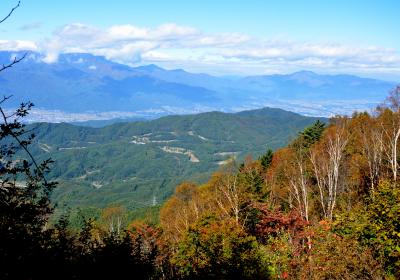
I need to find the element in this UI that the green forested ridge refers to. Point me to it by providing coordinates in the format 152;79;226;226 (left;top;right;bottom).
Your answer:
28;107;323;210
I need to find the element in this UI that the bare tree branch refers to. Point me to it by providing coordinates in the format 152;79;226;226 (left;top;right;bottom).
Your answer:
0;2;25;73
0;1;20;24
0;52;26;73
0;95;13;105
0;106;47;184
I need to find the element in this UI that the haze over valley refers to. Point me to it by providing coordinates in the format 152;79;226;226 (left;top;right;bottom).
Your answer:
0;51;395;123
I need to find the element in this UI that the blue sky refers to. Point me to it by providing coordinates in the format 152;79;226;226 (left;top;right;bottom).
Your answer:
0;0;399;79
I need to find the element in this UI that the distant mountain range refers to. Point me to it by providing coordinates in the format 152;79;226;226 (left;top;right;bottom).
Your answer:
28;107;324;209
0;51;396;123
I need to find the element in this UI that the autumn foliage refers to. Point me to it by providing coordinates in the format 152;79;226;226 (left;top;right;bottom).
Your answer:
155;87;400;278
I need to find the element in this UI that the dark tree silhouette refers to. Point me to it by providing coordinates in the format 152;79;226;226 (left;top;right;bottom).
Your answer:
0;2;58;279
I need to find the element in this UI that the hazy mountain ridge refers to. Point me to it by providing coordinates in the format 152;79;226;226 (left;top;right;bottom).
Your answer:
0;51;395;123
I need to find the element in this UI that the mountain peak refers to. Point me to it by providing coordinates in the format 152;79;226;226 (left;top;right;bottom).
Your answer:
135;64;164;72
289;70;318;78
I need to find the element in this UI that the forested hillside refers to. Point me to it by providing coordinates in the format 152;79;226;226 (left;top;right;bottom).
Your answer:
155;87;400;278
3;87;400;279
27;107;322;211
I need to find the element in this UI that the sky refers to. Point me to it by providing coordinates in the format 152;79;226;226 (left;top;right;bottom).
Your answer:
0;0;399;80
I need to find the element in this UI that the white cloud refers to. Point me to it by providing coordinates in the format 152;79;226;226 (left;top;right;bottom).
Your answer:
0;39;38;51
0;22;399;78
107;25;148;39
42;52;59;63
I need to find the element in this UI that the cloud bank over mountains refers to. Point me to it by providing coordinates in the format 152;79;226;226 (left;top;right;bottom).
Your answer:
1;22;400;78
